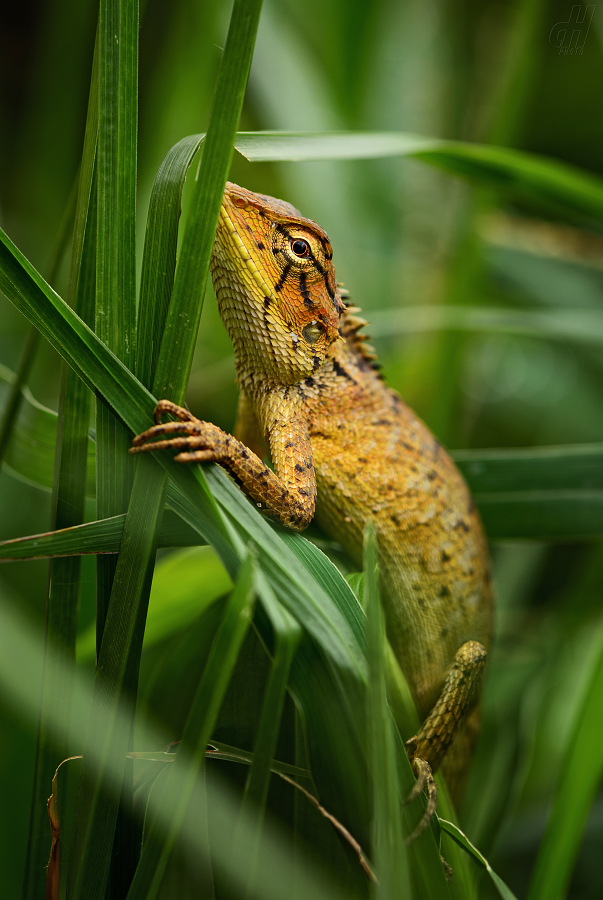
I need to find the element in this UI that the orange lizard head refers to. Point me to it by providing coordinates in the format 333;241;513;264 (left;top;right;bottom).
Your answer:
211;182;345;384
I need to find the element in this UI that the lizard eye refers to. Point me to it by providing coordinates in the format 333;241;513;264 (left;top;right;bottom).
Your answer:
291;239;310;258
302;321;324;344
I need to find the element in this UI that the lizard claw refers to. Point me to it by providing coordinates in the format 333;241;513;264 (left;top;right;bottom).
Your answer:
129;402;230;463
152;399;197;425
403;752;438;844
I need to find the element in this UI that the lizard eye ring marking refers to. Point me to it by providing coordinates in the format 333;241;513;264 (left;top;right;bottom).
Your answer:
291;238;310;257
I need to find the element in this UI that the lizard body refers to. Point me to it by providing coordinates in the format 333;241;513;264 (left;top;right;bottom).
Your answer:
132;183;493;803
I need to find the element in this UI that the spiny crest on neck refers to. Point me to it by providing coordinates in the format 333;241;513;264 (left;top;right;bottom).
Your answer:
337;285;382;373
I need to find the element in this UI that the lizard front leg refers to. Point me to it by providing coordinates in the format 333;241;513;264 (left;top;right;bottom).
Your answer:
130;399;315;532
404;640;487;839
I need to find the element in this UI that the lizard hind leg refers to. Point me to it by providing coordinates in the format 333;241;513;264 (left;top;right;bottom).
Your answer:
404;640;487;839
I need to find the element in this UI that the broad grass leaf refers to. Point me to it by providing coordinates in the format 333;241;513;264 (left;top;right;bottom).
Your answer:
233;131;603;221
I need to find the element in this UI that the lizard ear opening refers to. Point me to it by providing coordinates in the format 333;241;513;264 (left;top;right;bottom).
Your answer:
302;321;324;344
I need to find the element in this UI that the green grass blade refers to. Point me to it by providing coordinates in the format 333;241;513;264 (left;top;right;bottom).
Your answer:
77;546;232;660
235;572;302;893
22;34;99;899
95;0;138;652
128;742;308;780
0;579;347;900
454;444;603;492
152;0;263;403
0;218;238;561
526;621;603;900
364;524;411;898
0;327;41;466
278;529;365;645
233;131;603;221
24;207;97;900
469;490;603;540
243;573;301;810
0;363;95;495
126;554;256;899
206;468;365;676
0;508;201;562
369;304;603;349
137;133;203;388
66;457;168;900
69;0;264;890
439;819;518;900
0;180;76;471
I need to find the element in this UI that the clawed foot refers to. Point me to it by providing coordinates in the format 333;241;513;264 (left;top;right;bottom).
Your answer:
404;757;438;844
130;400;231;464
403;737;438;844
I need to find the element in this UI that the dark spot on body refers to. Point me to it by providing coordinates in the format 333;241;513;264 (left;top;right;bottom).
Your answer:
427;470;437;481
294;463;304;473
439;585;451;597
257;240;265;250
454;519;470;533
358;457;367;463
312;356;320;369
298;488;308;496
285;441;294;449
263;297;271;309
374;419;391;426
305;376;315;387
332;359;354;381
441;549;452;562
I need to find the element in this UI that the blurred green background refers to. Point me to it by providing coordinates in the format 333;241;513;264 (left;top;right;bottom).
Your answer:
1;0;603;896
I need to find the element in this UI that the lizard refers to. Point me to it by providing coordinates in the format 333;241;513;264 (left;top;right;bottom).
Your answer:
130;181;493;828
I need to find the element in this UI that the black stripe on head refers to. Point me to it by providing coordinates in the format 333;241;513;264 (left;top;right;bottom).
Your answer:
299;273;313;308
307;249;325;276
275;263;291;292
323;273;335;300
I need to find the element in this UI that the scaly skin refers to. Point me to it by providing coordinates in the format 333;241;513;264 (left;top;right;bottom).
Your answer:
131;182;493;805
